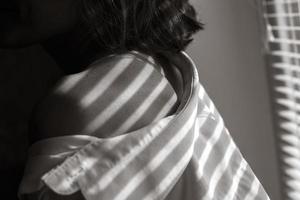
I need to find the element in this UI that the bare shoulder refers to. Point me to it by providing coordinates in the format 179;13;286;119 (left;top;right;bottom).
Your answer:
29;53;170;141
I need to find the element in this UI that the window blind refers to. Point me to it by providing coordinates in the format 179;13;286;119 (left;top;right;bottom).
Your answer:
262;0;300;199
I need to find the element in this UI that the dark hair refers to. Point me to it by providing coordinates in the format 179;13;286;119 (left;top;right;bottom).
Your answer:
79;0;204;55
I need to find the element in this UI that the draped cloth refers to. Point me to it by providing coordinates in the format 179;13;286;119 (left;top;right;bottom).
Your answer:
18;51;270;200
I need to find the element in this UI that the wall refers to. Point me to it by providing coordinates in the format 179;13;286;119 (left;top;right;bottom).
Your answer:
188;0;281;199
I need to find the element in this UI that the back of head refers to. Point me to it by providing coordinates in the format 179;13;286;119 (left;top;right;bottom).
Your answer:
79;0;204;55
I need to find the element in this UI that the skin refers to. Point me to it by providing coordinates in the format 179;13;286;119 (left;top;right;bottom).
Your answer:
1;0;91;199
1;1;181;199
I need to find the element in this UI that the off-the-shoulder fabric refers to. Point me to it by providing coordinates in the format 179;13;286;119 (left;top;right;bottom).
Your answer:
18;51;270;200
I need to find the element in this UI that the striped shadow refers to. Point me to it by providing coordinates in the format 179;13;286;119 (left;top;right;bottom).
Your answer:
82;63;155;134
80;57;135;108
112;78;170;135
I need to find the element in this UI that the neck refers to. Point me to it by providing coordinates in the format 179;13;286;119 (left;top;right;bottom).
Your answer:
41;30;107;75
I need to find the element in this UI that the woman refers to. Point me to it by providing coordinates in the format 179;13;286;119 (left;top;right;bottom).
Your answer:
1;0;270;200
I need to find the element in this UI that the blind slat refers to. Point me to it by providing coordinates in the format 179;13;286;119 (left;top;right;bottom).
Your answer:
265;13;300;18
270;38;300;45
273;63;300;72
277;99;300;111
282;146;300;158
285;169;300;180
270;26;300;31
281;134;299;146
287;191;300;200
278;110;300;123
283;157;300;169
271;51;300;59
286;180;300;191
274;74;300;85
275;86;300;98
280;122;300;134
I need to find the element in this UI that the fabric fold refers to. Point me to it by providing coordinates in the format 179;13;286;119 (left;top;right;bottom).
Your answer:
18;51;270;200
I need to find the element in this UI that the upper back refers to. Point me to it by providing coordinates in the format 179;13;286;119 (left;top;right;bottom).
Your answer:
29;52;179;143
